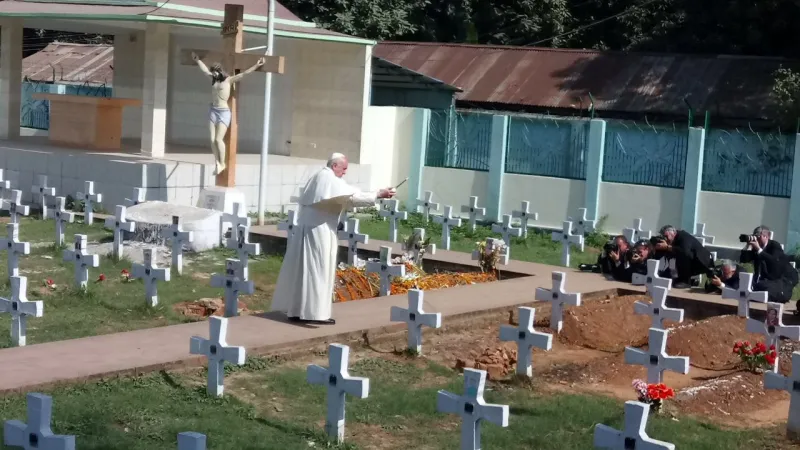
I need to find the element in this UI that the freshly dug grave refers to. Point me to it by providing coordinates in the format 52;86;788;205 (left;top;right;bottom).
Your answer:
173;298;253;318
666;315;766;370
334;264;497;302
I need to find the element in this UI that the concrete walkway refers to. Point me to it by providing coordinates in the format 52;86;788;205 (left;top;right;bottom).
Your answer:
0;225;775;394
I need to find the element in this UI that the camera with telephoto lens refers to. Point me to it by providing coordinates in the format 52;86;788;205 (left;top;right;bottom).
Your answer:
650;235;667;246
739;234;757;243
603;239;619;254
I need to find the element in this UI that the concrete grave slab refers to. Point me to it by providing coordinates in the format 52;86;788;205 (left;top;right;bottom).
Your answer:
126;201;221;252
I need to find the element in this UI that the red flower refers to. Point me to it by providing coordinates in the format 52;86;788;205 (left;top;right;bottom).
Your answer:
97;274;106;282
46;279;54;286
770;344;777;351
766;353;777;366
121;269;129;275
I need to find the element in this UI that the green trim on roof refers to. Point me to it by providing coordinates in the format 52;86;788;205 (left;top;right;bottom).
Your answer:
155;2;317;28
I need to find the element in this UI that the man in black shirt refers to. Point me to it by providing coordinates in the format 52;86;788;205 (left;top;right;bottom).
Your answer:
627;239;655;279
653;225;715;288
705;259;743;294
597;235;632;281
740;225;798;303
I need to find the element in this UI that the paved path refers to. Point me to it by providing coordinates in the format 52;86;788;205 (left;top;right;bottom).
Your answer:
0;225;776;394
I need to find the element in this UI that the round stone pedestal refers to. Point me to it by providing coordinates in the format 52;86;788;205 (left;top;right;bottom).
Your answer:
125;201;221;252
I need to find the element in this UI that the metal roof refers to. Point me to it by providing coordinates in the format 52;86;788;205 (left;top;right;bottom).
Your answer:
372;57;461;92
374;42;799;120
22;42;113;86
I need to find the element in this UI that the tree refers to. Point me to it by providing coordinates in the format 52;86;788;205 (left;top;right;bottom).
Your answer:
771;67;800;128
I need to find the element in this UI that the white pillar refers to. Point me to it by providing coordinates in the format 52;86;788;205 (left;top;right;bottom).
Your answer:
140;23;169;158
0;19;22;140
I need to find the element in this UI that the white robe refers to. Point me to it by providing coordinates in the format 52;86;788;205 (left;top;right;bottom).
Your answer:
270;167;377;320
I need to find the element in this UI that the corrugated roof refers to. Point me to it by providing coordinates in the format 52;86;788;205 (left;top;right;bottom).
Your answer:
374;42;799;120
22;42;113;86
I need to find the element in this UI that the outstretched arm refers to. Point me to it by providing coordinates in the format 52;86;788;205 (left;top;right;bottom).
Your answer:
229;57;266;83
191;52;213;77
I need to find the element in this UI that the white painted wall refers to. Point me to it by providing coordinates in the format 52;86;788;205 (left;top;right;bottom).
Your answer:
360;105;414;194
698;191;789;248
600;182;683;237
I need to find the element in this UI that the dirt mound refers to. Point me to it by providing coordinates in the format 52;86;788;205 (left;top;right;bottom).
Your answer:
455;345;517;380
557;295;656;352
173;298;251;318
666;315;766;370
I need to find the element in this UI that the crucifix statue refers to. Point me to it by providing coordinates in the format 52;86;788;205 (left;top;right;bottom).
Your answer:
181;4;285;187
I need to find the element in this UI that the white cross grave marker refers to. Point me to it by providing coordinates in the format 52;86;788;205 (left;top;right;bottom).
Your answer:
624;327;689;384
378;198;389;221
379;199;408;243
124;187;145;206
177;432;206;450
62;234;99;290
594;401;675;450
3;189;30;224
0;276;42;347
32;175;56;219
45;197;74;247
76;181;102;225
461;196;485;232
764;351;800;438
161;215;194;275
1;223;30;278
390;289;442;354
366;246;405;296
210;258;254;317
0;168;10;200
3;393;75;450
511;201;538;238
622;218;652;243
471;237;509;266
746;302;800;358
417;190;440;223
433;205;461;250
499;307;553;377
534;271;582;333
338;218;369;266
104;205;136;261
437;368;509;450
220;202;249;246
492;214;522;248
631;259;673;293
307;343;369;444
277;209;297;247
225;224;260;281
693;222;715;246
189;316;245;397
552;220;584;267
569;207;596;239
405;227;436;265
633;285;684;330
131;248;170;307
721;272;767;318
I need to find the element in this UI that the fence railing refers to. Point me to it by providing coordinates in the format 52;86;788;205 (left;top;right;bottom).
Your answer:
21;81;113;130
506;116;587;180
602;121;688;188
426;110;492;171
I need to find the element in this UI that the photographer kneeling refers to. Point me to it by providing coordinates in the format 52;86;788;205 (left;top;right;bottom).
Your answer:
627;239;655;278
596;235;632;281
705;259;743;294
740;225;798;304
652;225;714;289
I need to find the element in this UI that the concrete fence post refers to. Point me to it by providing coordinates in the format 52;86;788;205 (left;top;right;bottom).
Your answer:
486;115;509;223
786;134;800;251
681;127;706;232
584;119;606;221
407;108;431;208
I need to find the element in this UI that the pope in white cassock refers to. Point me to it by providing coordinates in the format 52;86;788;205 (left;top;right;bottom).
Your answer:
271;153;396;325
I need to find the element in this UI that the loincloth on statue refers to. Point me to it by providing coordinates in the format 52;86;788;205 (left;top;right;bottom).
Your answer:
209;106;232;127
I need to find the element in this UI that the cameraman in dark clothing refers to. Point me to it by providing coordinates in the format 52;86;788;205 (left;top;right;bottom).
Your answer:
596;235;632;281
653;225;715;289
740;225;798;303
705;259;744;294
627;239;655;278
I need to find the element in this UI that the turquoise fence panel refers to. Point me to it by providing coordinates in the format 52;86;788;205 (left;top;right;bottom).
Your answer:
702;128;794;198
20;82;113;130
505;116;587;179
602;121;688;188
426;110;492;171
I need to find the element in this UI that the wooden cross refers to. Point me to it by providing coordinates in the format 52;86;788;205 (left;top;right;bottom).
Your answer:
180;4;286;187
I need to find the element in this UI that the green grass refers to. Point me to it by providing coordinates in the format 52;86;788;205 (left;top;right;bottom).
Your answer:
0;354;788;449
0;218;283;348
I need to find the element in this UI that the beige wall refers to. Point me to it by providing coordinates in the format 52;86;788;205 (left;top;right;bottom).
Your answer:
360;105;414;193
503;174;586;229
113;30;145;140
421;166;490;215
600;182;683;237
698;191;789;248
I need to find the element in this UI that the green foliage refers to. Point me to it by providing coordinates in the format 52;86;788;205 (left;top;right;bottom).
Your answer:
772;66;800;127
584;214;610;249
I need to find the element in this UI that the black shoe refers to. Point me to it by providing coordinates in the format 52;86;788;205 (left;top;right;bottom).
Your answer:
288;316;301;322
310;318;336;325
673;282;691;289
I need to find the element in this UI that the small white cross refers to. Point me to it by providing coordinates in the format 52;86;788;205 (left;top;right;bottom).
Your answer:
0;168;11;201
365;246;405;296
693;222;715;246
131;248;171;307
124;187;146;206
0;222;30;278
634;285;684;330
499;307;552;377
461;196;485;232
433;205;461;250
177;432;207;450
3;393;76;450
764;351;800;437
622;218;652;243
534;271;581;333
624;327;689;384
436;368;509;450
77;180;102;225
417;190;440;223
472;237;509;266
189;316;245;397
307;343;370;444
277;209;297;247
390;289;442;354
492;214;523;248
552;220;584;267
746;303;800;362
210;258;254;317
511;201;538;238
404;227;436;266
379;199;408;243
225;224;260;281
631;259;673;293
220;202;249;246
378;198;389;221
594;401;675;450
45;197;75;247
569;207;596;241
32;175;56;219
104;205;136;261
161;215;193;276
3;189;30;224
338;218;369;266
62;234;99;290
0;276;42;347
721;272;766;318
